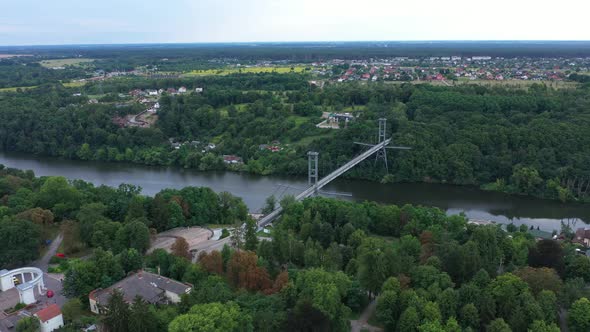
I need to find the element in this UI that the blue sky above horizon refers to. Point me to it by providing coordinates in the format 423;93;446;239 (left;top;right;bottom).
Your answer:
2;0;590;46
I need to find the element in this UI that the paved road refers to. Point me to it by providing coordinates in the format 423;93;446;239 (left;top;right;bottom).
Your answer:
33;233;63;272
33;233;67;307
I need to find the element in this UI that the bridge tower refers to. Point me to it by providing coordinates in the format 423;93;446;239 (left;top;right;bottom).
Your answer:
308;151;319;186
375;118;388;172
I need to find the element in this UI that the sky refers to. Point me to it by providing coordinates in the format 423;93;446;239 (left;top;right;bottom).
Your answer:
1;0;590;46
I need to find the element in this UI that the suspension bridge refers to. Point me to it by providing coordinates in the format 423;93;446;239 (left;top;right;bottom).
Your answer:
257;119;410;228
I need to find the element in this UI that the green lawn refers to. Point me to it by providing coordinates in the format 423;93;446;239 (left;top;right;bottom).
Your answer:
183;66;309;77
39;58;94;68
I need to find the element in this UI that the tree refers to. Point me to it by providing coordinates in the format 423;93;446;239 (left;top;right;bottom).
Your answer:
358;238;386;298
460;303;479;330
511;165;542;195
171;237;191;260
438;288;458;321
568;297;590;332
486;318;511;332
376;290;398;331
397;306;420;332
226;251;271;292
15;207;54;225
117;248;144;273
528;240;565;276
566;255;590;282
16;316;40;332
62;298;85;323
244;218;258;251
514;267;562;295
0;218;41;268
103;290;130;332
129;296;158;332
168;302;253;332
262;195;276;214
537;290;558;323
528;320;560;332
61;219;84;254
115;220;150;253
198;251;223;275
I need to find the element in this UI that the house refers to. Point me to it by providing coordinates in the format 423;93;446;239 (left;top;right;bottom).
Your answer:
35;304;64;332
167;88;178;94
147;90;158;96
223;155;243;165
89;271;192;314
195;87;203;93
178;86;187;93
574;228;590;247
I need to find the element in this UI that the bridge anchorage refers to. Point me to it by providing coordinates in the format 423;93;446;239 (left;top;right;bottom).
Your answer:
257;118;411;228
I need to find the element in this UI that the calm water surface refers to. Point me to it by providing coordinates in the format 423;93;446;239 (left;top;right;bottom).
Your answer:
1;151;587;231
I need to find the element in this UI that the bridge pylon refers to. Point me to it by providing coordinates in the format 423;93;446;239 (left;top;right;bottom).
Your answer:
308;151;319;186
375;118;388;172
354;118;411;173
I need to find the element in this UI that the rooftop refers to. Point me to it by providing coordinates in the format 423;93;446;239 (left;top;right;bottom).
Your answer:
35;304;61;322
90;271;191;305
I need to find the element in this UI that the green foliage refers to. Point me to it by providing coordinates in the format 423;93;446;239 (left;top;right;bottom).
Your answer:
568;297;590;332
0;218;41;268
62;298;85;323
15;316;40;332
103;290;130;332
168;302;253;332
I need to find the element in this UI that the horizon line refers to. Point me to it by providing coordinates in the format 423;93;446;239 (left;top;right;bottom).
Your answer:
2;39;590;48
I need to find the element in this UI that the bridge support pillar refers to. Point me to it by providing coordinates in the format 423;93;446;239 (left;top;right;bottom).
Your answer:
308;151;319;192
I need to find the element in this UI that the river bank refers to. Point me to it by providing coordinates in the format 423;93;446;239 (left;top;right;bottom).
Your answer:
0;150;588;232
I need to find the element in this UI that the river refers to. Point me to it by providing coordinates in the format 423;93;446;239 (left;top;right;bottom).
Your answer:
0;151;587;232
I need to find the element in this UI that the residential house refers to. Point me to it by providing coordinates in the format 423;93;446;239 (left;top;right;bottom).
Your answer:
35;304;64;332
89;271;192;314
223;155;243;165
178;86;187;93
574;228;590;247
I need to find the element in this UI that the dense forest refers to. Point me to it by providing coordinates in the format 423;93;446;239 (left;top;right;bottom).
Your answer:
3;166;590;331
4;41;590;61
0;72;589;203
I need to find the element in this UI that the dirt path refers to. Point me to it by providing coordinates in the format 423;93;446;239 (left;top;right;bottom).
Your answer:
350;299;382;332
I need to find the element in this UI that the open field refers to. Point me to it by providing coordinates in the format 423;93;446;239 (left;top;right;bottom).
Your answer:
0;54;32;59
39;58;94;68
62;81;87;88
183;65;309;77
0;85;37;92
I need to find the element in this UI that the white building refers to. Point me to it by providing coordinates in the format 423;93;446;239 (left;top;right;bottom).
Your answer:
35;304;64;332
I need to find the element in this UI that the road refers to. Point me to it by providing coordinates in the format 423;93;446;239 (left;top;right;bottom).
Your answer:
350;300;382;332
32;233;67;308
33;233;63;271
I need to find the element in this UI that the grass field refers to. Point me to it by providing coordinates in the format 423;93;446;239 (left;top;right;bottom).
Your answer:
184;66;308;77
0;85;37;92
39;58;94;68
62;81;87;88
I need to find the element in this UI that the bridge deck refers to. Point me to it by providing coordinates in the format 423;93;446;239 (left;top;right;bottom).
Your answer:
258;138;391;228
